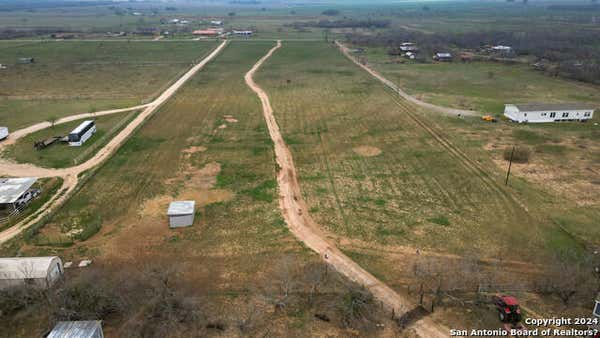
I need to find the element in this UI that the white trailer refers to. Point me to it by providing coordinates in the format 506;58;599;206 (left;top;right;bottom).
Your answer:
504;103;595;123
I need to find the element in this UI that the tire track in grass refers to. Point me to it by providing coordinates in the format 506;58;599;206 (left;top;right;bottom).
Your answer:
246;40;449;338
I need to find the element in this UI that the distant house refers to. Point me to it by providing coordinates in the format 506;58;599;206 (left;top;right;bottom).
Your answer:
210;20;223;26
18;57;34;64
0;256;63;290
48;321;104;338
192;29;220;36
233;30;253;36
167;201;195;228
504;103;595;123
492;45;512;52
433;53;452;62
400;42;418;52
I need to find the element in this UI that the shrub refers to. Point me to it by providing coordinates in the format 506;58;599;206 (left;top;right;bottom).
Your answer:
503;146;530;163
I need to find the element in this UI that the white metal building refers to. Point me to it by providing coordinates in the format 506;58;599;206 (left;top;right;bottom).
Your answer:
0;256;63;289
0;177;39;221
167;201;195;228
48;321;104;338
504;103;595;123
68;120;96;146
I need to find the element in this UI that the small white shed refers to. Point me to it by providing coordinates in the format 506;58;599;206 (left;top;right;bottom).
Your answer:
0;256;63;289
167;201;195;228
48;320;104;338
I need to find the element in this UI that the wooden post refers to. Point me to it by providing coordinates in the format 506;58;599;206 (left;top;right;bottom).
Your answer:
505;146;515;186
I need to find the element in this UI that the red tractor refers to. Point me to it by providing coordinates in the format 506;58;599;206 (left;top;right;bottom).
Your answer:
493;295;522;323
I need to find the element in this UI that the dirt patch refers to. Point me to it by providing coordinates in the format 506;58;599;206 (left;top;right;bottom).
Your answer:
486;140;600;207
353;145;382;157
182;146;207;154
140;161;232;219
223;115;238;123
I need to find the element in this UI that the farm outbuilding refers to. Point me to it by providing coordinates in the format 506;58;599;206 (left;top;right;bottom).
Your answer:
433;52;453;61
0;256;63;290
47;320;104;338
504;103;595;123
0;177;40;221
167;201;195;228
18;57;34;64
193;29;220;36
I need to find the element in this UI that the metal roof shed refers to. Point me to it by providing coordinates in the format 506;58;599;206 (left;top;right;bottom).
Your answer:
0;177;38;204
167;201;195;228
47;321;104;338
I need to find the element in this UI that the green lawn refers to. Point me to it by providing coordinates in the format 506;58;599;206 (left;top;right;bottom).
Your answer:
0;40;217;129
5;111;139;168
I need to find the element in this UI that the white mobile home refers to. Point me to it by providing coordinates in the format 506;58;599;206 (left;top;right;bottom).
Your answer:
0;256;63;289
68;120;96;146
167;201;195;228
48;321;104;338
504;103;595;123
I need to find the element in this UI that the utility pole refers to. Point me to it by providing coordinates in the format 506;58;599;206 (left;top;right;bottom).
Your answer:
505;146;515;186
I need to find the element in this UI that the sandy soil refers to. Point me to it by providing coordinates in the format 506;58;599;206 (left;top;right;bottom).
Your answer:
245;40;449;338
336;41;478;117
0;40;229;245
353;145;382;157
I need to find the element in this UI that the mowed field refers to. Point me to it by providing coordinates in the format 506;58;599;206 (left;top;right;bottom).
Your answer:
255;41;591;262
0;40;217;129
1;41;390;337
5;110;139;168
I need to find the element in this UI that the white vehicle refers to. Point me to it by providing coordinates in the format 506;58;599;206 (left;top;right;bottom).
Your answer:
68;120;96;146
0;127;8;141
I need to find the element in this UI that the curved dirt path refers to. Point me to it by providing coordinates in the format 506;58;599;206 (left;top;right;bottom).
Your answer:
0;40;229;245
336;41;479;117
1;104;150;147
245;40;449;337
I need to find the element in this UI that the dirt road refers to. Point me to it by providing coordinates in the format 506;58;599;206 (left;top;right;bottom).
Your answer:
336;41;478;117
0;40;228;245
245;40;449;337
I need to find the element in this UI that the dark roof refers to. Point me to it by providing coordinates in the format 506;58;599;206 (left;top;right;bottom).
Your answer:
511;103;595;112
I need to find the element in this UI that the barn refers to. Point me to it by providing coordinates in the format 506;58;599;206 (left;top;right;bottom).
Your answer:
504;103;595;123
47;321;104;338
167;201;195;228
0;256;63;289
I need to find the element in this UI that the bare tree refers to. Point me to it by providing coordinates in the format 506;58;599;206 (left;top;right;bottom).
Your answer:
539;250;596;306
47;115;58;128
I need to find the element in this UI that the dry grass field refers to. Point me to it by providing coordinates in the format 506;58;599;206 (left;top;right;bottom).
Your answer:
255;41;593;262
0;40;217;129
252;40;598;328
360;47;600;115
1;41;393;337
